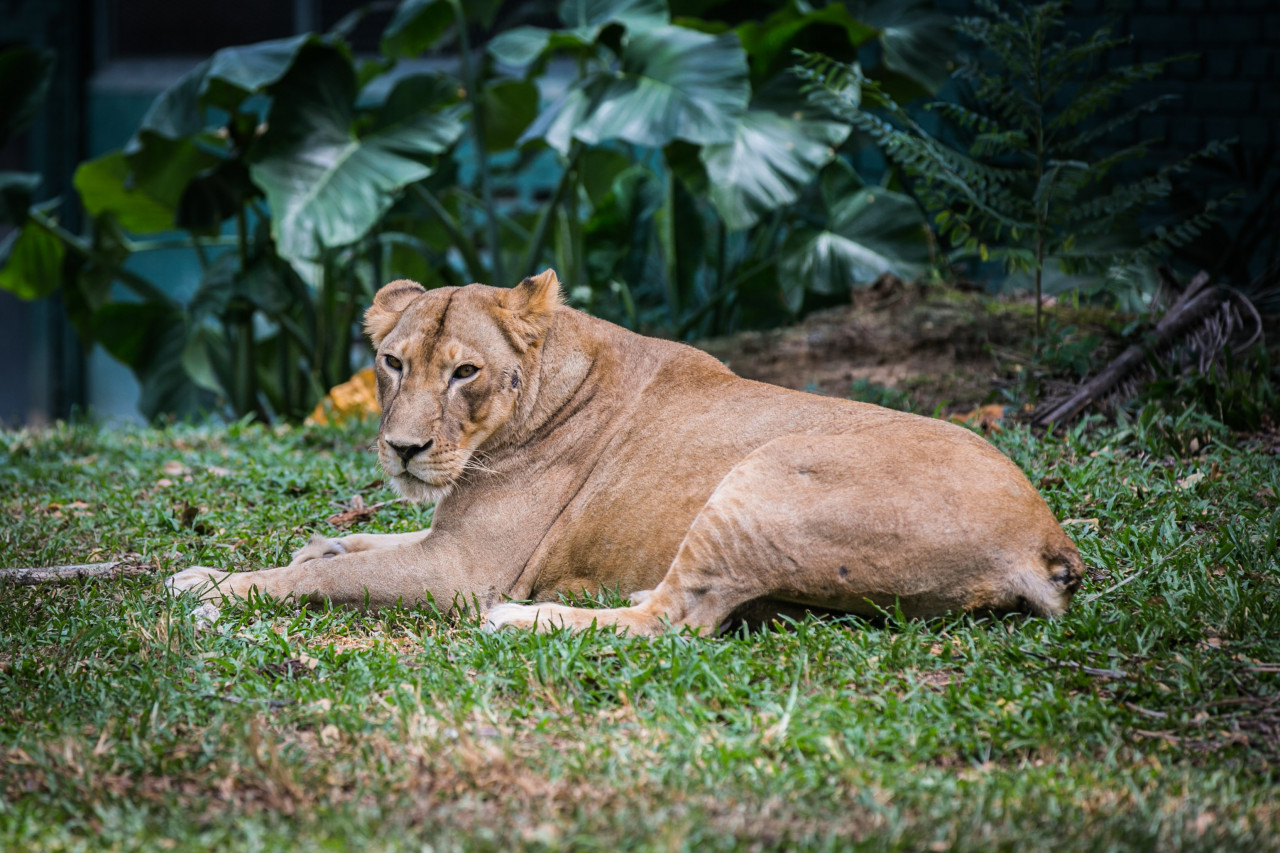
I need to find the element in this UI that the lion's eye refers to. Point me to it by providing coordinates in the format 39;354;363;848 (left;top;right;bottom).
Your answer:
384;355;403;371
453;364;478;380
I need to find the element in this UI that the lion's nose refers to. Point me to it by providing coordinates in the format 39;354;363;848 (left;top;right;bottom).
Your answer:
387;439;433;464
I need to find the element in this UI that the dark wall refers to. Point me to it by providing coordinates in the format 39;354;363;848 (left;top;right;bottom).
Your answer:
934;0;1280;163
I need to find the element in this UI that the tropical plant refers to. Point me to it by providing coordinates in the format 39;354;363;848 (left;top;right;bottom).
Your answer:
795;0;1235;346
0;0;951;421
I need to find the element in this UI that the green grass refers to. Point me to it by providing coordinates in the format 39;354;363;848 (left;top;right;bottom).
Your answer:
1;412;1278;851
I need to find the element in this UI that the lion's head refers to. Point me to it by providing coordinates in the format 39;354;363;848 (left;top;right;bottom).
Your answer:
363;269;562;503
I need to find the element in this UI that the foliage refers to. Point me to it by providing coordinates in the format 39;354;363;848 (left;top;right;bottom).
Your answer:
848;377;914;412
0;1;950;422
1130;345;1279;436
796;0;1234;344
2;417;1279;847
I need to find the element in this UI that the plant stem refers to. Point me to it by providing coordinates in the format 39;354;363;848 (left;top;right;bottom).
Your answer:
187;232;210;271
27;210;177;307
450;0;505;286
1032;15;1047;356
410;184;487;283
521;142;583;278
129;236;239;253
233;205;262;420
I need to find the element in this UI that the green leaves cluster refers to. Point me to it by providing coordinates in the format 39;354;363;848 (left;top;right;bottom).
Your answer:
797;0;1234;340
0;0;952;421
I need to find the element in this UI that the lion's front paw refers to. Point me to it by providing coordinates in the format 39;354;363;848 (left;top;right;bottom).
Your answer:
483;602;549;632
289;534;347;566
165;567;233;602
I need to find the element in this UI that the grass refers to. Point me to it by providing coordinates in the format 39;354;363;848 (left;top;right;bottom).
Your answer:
1;410;1278;851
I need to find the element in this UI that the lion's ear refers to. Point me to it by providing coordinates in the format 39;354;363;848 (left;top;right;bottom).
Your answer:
365;279;426;346
502;269;563;349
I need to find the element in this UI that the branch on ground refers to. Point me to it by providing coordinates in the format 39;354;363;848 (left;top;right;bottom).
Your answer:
1032;267;1265;428
0;559;155;586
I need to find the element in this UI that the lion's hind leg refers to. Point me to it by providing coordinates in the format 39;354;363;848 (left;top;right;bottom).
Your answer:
484;431;1078;635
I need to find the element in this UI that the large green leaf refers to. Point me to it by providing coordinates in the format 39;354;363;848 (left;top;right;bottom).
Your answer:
0;47;55;146
700;107;849;230
854;0;954;94
92;302;200;419
560;0;668;31
249;43;464;272
736;3;876;85
522;25;749;153
129;37;317;152
0;222;64;300
177;158;258;235
381;0;453;59
129;61;210;147
63;215;131;343
583;165;666;305
488;28;585;67
121;37;324;232
482;80;540;151
381;0;504;58
780;169;931;310
199;34;318;113
74;151;177;234
489;0;668;66
181;324;232;395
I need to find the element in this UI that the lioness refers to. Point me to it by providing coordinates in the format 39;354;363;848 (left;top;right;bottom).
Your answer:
168;269;1083;634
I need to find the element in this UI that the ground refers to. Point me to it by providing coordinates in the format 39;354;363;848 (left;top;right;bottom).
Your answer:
1;294;1279;850
698;278;1124;418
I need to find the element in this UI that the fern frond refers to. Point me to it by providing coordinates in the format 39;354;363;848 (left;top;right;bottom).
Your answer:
1051;59;1183;130
1052;95;1179;152
1044;29;1130;89
1135;192;1244;263
971;129;1031;158
925;102;1003;136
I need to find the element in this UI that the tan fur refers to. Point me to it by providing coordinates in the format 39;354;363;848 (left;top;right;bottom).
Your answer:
168;270;1083;635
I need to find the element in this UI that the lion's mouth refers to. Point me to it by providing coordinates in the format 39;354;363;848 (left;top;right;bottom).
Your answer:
389;469;455;504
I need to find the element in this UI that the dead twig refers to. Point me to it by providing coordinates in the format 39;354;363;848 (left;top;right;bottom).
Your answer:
325;495;407;528
0;559;154;586
1032;267;1266;428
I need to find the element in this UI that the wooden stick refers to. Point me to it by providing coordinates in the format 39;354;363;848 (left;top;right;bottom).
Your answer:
0;560;154;586
1032;270;1216;428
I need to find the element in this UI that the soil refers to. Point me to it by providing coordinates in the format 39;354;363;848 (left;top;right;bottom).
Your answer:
695;276;1123;417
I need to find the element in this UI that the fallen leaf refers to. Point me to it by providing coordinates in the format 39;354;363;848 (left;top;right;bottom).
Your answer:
948;404;1006;433
1177;471;1206;490
307;367;379;427
206;465;232;477
163;460;189;476
326;496;405;528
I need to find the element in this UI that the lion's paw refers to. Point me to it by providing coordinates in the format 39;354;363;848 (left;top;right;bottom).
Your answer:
191;602;223;633
483;602;550;632
628;588;653;606
165;567;231;601
289;534;347;566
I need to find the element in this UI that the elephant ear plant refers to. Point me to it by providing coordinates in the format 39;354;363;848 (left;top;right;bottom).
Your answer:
0;0;952;422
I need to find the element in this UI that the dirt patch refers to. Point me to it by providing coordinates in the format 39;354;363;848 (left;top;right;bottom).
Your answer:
695;277;1120;416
